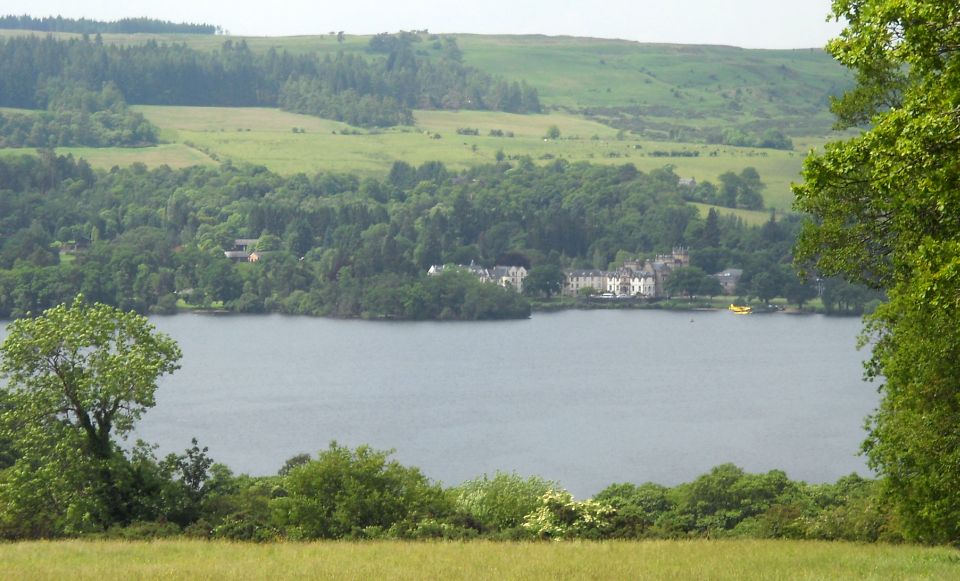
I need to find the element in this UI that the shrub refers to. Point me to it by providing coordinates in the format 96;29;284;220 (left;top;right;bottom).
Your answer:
455;471;558;534
271;442;451;539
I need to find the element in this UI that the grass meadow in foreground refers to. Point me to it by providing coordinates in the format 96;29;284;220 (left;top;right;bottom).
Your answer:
1;539;957;580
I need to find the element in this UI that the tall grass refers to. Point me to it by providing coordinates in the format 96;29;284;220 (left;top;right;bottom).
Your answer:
1;539;956;580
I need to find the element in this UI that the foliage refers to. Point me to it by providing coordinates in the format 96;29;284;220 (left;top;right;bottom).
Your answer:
454;471;558;535
664;266;721;298
670;464;801;536
704;127;794;151
522;265;564;298
0;15;219;34
593;482;674;538
279;79;412;127
718;168;765;210
0;81;158;148
0;432;903;543
0;34;539;127
0;151;819;318
680;167;765;210
0;297;181;535
792;0;960;544
272;442;451;539
522;489;615;540
0;297;181;458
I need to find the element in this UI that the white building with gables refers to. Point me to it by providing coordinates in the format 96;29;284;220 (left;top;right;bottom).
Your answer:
428;263;528;293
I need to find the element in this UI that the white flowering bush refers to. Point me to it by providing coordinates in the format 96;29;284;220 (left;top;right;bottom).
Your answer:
522;489;616;540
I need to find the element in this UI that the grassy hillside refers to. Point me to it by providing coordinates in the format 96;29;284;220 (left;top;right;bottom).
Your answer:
0;30;849;136
455;35;849;136
1;539;956;580
0;30;846;209
0;102;812;209
77;105;807;209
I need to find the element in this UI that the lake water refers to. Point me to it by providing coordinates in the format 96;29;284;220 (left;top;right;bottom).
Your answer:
2;310;877;497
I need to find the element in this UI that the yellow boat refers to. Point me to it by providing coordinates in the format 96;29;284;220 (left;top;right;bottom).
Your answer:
728;304;752;315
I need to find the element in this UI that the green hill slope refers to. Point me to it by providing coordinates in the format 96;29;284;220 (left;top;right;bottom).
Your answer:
456;35;850;138
0;30;850;209
0;30;850;141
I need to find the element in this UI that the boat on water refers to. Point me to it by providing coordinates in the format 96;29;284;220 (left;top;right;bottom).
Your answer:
728;304;753;315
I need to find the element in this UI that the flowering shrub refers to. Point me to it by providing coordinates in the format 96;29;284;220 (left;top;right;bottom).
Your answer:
522;489;615;540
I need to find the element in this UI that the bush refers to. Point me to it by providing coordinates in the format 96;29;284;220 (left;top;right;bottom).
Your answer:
271;442;452;539
522;489;615;540
455;471;558;534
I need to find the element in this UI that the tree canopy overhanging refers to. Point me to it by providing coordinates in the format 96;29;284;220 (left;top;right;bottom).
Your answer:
793;0;960;544
0;297;181;533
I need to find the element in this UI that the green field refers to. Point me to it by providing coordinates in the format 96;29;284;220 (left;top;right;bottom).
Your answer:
115;106;805;209
0;104;810;209
142;105;810;209
689;202;775;227
1;539;956;580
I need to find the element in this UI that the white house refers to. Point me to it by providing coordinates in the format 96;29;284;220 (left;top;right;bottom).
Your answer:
606;268;656;297
489;265;528;292
564;269;608;296
428;263;527;293
562;248;689;298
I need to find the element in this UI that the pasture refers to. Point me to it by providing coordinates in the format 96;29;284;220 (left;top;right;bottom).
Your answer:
0;104;809;209
138;105;808;209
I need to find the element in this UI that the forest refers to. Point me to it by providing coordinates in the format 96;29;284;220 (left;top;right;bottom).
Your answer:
0;150;878;321
0;33;539;128
0;80;157;148
0;15;220;35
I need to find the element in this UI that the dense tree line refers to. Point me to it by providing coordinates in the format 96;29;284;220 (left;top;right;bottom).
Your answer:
680;167;766;210
582;106;797;151
0;151;852;320
704;127;794;150
0;442;900;542
0;33;539;127
794;0;960;544
0;81;157;148
0;15;220;35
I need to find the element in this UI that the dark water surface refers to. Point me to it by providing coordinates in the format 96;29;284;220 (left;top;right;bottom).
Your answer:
3;310;876;496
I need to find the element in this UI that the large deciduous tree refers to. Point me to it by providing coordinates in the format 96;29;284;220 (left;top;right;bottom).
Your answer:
0;296;181;534
793;0;960;543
